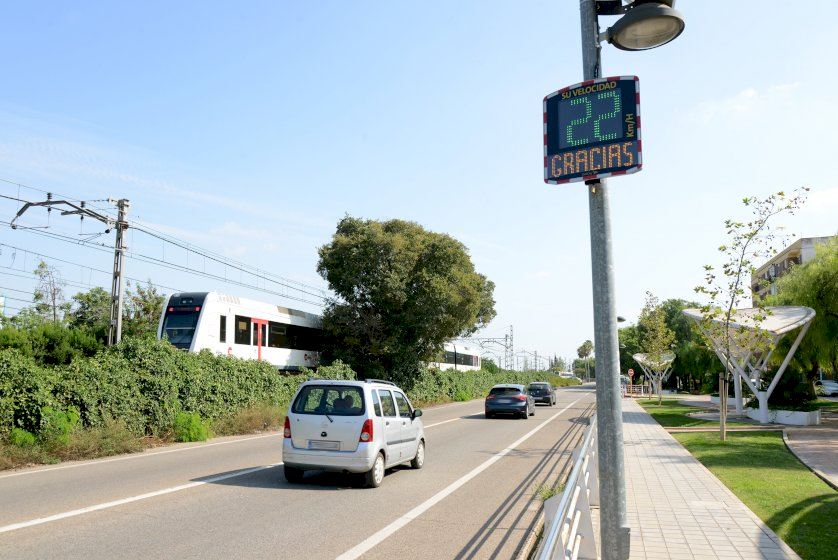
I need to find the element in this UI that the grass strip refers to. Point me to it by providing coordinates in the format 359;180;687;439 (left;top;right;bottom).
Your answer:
673;431;837;560
636;397;748;428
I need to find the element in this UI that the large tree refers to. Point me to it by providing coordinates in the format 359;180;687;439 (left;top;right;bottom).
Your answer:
767;236;838;378
317;216;496;382
69;286;111;338
124;281;166;338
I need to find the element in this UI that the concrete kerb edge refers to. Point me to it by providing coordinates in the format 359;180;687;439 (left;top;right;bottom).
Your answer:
782;429;838;491
633;402;803;560
516;509;544;560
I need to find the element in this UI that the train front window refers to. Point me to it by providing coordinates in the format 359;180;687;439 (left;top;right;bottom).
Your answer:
162;311;199;348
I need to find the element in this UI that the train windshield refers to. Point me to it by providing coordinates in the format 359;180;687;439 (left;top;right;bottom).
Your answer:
162;310;200;348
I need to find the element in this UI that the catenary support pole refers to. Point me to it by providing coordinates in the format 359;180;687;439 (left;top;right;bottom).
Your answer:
579;1;630;558
108;199;130;346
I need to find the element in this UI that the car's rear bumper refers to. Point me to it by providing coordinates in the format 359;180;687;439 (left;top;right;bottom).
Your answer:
485;401;527;414
282;440;377;473
531;395;553;403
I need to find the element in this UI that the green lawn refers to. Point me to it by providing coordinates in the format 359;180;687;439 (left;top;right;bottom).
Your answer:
674;431;838;560
815;399;838;413
637;397;747;427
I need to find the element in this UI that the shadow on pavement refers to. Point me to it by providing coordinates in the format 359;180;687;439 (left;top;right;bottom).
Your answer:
194;462;415;491
455;403;596;559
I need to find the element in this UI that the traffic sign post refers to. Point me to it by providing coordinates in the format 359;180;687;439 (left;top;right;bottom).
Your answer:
544;76;641;184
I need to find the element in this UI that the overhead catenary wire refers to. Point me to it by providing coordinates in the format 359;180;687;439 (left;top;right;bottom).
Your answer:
1;189;328;307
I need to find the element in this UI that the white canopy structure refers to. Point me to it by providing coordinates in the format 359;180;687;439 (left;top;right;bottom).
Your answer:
632;352;675;399
683;306;816;424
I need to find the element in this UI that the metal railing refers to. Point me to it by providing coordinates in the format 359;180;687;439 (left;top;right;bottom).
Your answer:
624;384;648;397
537;414;599;560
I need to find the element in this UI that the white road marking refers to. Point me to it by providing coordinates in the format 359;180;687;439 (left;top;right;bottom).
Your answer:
423;417;461;429
335;397;585;560
0;463;282;534
0;432;281;480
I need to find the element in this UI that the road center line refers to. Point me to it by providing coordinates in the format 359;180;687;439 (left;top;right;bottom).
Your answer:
335;397;585;560
0;463;283;534
423;417;462;429
0;432;281;480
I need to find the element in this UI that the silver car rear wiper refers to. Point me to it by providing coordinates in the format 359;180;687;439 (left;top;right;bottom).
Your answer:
325;414;334;423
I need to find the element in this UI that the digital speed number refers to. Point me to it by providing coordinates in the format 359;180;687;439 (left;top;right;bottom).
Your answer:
543;76;642;184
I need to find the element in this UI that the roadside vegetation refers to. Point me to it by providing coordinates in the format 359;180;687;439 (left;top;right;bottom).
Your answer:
674;431;838;560
0;336;579;470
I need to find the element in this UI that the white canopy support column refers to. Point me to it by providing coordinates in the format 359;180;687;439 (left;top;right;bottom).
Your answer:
633;352;675;402
683;306;816;425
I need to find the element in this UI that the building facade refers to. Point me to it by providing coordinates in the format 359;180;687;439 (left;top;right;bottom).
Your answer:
751;236;834;301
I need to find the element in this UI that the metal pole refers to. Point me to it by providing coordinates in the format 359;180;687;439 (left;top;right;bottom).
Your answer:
579;1;629;558
108;199;129;345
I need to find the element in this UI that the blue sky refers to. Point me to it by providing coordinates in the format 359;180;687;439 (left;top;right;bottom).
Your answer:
0;1;836;365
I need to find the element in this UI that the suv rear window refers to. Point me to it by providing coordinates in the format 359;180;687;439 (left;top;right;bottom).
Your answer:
490;387;522;396
292;385;365;416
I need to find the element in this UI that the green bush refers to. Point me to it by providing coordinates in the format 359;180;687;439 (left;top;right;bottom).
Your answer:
172;412;211;442
0;323;101;366
10;427;36;447
0;349;58;434
39;406;80;448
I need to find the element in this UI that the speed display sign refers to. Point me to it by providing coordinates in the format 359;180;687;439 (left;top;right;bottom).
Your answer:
543;76;641;184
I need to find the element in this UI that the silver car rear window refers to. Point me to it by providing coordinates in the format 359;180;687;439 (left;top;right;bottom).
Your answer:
292;385;365;416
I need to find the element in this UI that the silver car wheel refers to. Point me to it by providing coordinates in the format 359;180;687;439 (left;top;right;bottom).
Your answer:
373;454;385;485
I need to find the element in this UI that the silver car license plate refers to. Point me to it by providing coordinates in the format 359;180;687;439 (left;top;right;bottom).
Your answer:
308;440;340;451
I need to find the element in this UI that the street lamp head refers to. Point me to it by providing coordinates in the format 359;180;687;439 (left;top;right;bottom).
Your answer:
606;2;685;51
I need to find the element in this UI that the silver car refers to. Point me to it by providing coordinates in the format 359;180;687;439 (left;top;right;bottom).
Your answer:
282;379;425;488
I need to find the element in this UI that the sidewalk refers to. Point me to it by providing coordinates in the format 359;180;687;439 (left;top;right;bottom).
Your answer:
784;419;838;489
621;399;800;560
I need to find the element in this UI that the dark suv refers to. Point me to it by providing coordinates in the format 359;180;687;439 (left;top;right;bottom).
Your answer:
485;384;535;419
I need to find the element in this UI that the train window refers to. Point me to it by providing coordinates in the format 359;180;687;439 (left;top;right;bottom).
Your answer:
234;315;251;345
268;322;288;348
219;315;227;343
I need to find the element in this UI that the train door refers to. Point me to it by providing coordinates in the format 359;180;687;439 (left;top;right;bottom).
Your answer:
252;318;268;360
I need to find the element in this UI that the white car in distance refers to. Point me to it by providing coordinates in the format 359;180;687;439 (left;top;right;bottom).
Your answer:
282;379;425;488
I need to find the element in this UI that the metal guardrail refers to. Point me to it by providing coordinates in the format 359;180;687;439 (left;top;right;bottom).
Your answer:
536;414;599;560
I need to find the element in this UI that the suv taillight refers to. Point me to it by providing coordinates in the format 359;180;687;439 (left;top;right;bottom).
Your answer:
283;416;291;438
486;395;495;400
359;419;374;443
515;395;527;401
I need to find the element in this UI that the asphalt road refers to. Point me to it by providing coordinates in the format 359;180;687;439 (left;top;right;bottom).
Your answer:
0;386;595;560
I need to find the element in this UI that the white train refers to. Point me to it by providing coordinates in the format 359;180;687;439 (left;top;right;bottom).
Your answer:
429;343;482;372
157;292;322;371
158;291;483;373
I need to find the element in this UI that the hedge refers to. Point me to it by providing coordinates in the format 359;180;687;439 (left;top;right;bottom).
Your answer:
1;336;579;438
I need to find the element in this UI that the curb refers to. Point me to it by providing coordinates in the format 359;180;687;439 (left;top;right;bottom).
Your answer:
516;511;544;560
782;429;838;491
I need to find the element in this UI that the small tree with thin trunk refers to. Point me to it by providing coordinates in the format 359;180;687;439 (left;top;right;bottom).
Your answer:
638;292;676;404
694;188;808;441
33;260;70;323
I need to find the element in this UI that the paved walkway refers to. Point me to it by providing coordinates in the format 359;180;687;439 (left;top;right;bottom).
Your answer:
622;399;800;560
784;419;838;489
